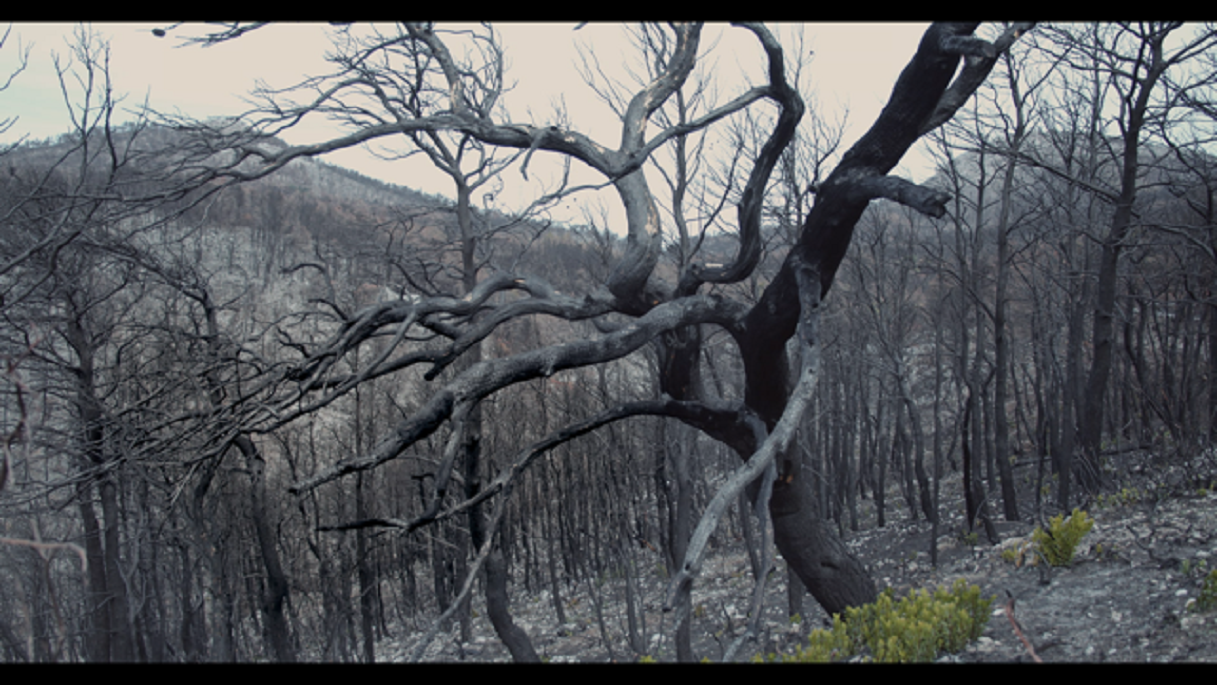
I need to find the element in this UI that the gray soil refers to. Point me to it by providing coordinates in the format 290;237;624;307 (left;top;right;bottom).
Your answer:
854;491;1217;663
381;448;1217;662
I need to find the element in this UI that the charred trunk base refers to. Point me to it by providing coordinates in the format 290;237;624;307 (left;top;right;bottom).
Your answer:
484;548;540;663
770;477;877;616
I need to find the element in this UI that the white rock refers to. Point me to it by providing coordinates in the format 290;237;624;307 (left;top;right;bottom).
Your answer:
1181;613;1208;631
972;636;998;652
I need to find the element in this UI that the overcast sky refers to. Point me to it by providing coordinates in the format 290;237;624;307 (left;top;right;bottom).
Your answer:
0;22;938;227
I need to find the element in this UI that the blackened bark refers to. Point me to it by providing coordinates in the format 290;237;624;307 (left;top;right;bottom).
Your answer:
894;397;918;520
67;311;136;662
769;464;878;614
355;472;376;663
1079;223;1128;491
657;329;699;661
98;474;135;662
993;112;1022;521
77;482;110;662
193;454;235;662
26;547;53;661
870;401;886;529
545;519;566;627
903;392;934;524
350;343;378;662
483;547;539;662
177;543;206;662
453;176;540;662
234;436;295;662
931;327;945;567
730;22;1026;615
1058;273;1086;511
1079;24;1174;488
623;552;646;655
670;430;695;661
138;480;167;663
962;396;999;544
1210;298;1217;444
465;404;541;662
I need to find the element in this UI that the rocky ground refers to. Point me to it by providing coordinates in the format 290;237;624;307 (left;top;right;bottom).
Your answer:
868;491;1217;662
377;448;1217;662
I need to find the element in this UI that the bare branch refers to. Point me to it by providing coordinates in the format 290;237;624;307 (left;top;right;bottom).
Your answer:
678;22;804;292
287;292;746;494
855;174;952;218
921;22;1037;135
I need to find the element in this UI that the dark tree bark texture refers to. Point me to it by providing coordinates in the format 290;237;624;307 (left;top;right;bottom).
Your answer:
733;22;1029;614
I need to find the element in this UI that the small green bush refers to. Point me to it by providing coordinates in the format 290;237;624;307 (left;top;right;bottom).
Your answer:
1181;558;1206;577
758;579;994;663
1096;487;1143;509
1032;509;1094;567
1190;568;1217;614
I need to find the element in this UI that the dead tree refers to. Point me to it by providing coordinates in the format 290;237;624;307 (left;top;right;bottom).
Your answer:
155;21;1034;656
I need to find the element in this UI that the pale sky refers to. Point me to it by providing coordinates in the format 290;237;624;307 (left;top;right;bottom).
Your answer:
0;22;938;227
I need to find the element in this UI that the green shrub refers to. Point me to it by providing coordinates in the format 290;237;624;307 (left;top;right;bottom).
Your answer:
1190;568;1217;614
1097;487;1143;509
999;538;1033;567
759;579;994;663
1032;509;1094;567
1181;558;1205;577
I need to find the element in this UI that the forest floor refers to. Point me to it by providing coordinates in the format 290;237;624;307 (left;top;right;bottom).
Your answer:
378;447;1217;663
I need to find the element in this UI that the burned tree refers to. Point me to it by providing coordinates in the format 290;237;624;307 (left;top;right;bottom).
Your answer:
156;21;1033;658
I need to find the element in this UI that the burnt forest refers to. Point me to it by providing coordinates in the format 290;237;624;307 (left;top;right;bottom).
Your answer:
1;22;1216;662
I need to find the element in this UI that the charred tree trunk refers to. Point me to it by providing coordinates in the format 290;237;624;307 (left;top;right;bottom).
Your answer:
355;472;376;663
176;542;206;662
77;481;111;662
962;394;999;544
993;105;1022;521
657;328;699;662
234;435;295;662
98;474;134;662
464;409;541;662
1210;296;1217;444
727;22;1028;615
66;312;136;662
1079;24;1175;491
352;357;377;663
902;390;934;524
454;181;540;663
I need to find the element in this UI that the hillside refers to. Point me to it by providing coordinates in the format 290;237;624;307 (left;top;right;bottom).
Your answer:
380;446;1217;663
3;119;1215;664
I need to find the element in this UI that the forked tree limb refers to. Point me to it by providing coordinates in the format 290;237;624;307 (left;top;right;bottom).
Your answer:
664;259;823;612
